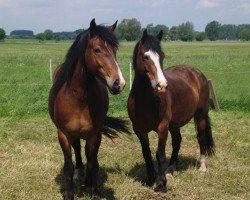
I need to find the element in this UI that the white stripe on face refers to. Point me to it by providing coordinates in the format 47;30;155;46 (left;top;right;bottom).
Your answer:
104;43;125;91
144;50;167;89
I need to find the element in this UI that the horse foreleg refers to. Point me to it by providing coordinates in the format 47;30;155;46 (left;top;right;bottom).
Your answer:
72;139;85;184
136;132;156;186
166;127;182;177
155;124;168;193
58;129;74;200
84;134;101;195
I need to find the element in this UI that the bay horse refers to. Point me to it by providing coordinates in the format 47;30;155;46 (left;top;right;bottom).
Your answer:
49;19;126;199
127;29;215;193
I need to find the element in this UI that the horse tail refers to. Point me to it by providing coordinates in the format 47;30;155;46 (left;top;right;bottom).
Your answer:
102;116;131;139
203;114;215;156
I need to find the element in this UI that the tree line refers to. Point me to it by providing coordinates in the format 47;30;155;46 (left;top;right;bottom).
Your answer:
1;19;250;41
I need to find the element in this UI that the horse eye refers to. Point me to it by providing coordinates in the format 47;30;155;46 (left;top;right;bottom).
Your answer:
142;55;149;61
93;48;101;54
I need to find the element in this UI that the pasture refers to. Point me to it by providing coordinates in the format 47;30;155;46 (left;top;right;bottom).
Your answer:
0;40;249;199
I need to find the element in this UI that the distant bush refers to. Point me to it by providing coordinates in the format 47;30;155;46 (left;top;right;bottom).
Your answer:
36;33;46;42
0;28;6;40
196;32;206;41
240;28;250;41
53;34;61;42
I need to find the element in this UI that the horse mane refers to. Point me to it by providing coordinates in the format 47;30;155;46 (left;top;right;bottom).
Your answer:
133;35;164;70
52;24;119;98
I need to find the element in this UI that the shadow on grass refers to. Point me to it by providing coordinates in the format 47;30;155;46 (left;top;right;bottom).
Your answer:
127;155;197;184
55;166;117;200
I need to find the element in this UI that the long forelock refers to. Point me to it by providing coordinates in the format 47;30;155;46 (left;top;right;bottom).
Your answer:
143;36;163;55
91;25;119;49
133;36;164;69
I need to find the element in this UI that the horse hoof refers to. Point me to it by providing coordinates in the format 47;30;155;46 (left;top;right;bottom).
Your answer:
154;184;167;193
165;173;174;180
73;167;85;184
63;191;74;200
144;176;156;187
85;187;101;197
198;159;207;172
198;164;207;172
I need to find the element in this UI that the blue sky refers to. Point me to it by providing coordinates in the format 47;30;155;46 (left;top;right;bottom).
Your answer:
0;0;250;34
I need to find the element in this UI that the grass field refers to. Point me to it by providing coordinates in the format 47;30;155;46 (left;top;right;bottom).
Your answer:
0;39;249;199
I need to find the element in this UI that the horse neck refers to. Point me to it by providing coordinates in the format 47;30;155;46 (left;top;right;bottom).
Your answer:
69;60;88;97
133;71;152;91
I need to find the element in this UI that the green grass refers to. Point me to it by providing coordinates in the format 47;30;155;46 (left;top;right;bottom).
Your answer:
0;39;249;199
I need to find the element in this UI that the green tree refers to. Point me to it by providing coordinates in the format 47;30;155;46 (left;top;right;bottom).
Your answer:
146;24;169;40
196;32;206;41
169;26;179;41
0;28;6;40
178;21;194;41
44;29;53;40
36;33;46;42
205;21;221;41
237;24;250;39
116;18;142;41
240;28;250;41
218;24;237;40
53;34;61;42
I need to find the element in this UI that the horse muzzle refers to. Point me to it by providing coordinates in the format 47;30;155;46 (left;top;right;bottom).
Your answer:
109;78;126;95
154;81;168;93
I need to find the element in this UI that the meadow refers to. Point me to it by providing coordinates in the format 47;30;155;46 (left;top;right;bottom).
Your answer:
0;39;249;199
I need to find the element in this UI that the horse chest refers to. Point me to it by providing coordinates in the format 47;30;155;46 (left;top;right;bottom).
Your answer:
133;94;161;129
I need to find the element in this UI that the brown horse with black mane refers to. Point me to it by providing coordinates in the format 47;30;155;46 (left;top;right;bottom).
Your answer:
127;29;215;193
49;19;125;199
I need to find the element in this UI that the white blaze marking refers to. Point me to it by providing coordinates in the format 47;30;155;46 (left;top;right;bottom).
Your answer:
115;60;126;86
144;50;167;88
104;42;125;89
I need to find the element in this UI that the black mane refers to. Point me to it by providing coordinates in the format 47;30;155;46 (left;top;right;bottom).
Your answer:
52;24;119;98
133;35;164;70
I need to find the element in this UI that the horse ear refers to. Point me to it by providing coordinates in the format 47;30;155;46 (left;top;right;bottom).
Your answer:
89;18;96;33
109;20;118;32
157;30;163;41
142;29;148;42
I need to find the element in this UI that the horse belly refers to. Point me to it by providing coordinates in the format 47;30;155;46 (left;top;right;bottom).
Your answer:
170;93;198;127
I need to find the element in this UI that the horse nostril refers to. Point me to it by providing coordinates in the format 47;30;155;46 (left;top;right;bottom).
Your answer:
155;82;167;92
112;79;120;90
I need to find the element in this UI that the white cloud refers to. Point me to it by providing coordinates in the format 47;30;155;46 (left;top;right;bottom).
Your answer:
196;0;220;8
236;2;250;13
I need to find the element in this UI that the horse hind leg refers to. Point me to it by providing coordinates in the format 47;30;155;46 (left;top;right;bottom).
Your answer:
72;139;85;184
194;111;215;172
166;126;182;177
58;129;74;200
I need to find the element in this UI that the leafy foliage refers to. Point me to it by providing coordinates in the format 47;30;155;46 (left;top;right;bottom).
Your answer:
196;32;206;41
10;30;34;37
0;28;6;40
146;24;169;41
240;28;250;41
178;21;195;41
218;24;237;40
36;33;46;42
44;29;53;40
205;21;221;41
169;26;179;41
116;18;142;41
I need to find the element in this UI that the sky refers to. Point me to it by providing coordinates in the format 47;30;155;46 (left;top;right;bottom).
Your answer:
0;0;250;34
